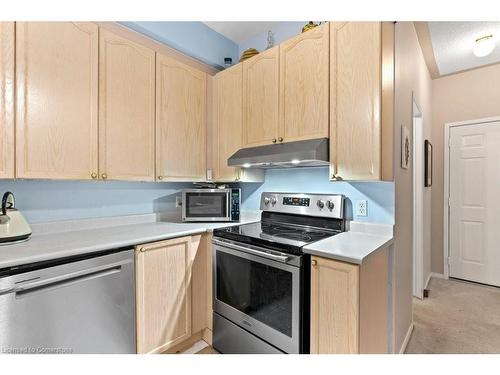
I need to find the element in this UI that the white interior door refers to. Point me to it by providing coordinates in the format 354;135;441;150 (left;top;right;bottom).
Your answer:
449;121;500;286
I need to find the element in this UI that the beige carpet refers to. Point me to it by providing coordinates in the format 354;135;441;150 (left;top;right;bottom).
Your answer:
406;277;500;353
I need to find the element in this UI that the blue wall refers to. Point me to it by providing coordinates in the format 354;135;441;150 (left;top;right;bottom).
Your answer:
238;22;306;56
0;180;190;223
121;22;238;69
240;168;395;224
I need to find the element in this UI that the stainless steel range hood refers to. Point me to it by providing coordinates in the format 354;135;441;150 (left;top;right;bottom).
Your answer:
227;138;329;169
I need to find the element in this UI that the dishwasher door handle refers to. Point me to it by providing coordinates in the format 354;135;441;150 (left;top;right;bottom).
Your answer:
14;265;122;298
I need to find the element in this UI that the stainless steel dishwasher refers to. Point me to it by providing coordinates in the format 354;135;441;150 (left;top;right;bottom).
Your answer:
0;248;136;354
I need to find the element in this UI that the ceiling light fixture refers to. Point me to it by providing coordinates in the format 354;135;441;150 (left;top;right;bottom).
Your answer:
473;34;495;57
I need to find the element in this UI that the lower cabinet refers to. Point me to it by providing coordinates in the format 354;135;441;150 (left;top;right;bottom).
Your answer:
135;233;212;354
310;247;389;354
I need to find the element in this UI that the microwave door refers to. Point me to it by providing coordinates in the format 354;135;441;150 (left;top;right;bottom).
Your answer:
182;191;230;221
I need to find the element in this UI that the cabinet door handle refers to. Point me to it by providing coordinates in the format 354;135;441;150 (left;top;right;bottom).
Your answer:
311;259;317;267
272;138;277;143
158;176;163;181
278;137;283;142
91;172;97;179
101;173;107;180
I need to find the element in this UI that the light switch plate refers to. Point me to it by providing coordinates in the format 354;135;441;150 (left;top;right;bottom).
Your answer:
356;200;367;217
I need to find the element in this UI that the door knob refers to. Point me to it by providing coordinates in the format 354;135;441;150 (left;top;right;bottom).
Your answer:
91;172;97;179
272;138;277;143
278;137;283;142
158;176;163;181
101;173;107;180
311;259;317;267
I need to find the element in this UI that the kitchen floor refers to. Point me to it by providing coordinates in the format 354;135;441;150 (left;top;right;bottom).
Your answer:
406;277;500;353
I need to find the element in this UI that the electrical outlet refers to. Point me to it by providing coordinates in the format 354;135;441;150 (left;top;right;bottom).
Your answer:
356;200;368;217
175;196;182;208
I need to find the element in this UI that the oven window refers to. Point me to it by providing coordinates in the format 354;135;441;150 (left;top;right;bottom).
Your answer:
216;250;293;337
185;193;228;218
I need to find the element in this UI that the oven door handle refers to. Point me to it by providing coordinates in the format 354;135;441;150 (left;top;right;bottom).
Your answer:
213;238;290;263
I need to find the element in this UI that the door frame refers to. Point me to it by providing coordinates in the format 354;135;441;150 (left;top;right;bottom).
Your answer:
412;98;424;299
443;115;500;279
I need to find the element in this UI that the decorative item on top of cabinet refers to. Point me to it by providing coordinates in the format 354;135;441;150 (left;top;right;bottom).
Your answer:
0;22;14;179
15;22;99;180
213;64;264;183
310;248;389;354
99;29;156;182
330;22;394;181
242;45;280;148
156;54;207;182
279;22;329;144
135;236;194;354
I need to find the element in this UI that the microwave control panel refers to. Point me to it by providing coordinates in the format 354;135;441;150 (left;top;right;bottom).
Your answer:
231;189;240;221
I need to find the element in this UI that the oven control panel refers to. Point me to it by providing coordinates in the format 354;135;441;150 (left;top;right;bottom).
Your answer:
282;197;310;207
260;192;344;219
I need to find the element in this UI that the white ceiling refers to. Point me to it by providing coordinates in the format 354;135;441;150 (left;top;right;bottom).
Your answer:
428;22;500;75
203;22;282;44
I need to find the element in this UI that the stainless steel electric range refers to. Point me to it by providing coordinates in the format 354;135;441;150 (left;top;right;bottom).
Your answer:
212;192;345;354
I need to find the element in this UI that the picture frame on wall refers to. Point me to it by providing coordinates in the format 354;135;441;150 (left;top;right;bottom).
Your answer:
425;140;433;187
401;125;410;169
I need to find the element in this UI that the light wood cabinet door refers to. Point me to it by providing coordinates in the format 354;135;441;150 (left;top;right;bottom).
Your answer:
242;46;280;147
330;22;382;181
135;236;194;354
310;256;359;354
0;22;14;179
15;22;99;179
99;29;155;181
156;54;207;182
279;23;329;143
213;64;242;182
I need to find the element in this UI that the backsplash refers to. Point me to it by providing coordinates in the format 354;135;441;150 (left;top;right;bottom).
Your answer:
0;180;192;223
240;167;395;224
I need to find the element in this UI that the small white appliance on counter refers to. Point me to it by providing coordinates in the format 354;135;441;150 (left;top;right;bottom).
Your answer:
0;192;32;245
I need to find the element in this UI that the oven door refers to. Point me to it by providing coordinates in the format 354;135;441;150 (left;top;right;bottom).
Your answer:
182;189;230;222
213;239;301;354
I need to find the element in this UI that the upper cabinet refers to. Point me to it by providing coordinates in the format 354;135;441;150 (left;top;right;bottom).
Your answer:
279;23;329;143
212;64;264;182
99;29;156;182
0;22;14;179
242;46;280;147
213;64;243;182
156;54;207;182
15;22;99;180
330;22;394;181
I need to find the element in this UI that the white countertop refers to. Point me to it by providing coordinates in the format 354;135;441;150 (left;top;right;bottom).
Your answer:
0;212;393;269
0;213;260;269
303;222;394;264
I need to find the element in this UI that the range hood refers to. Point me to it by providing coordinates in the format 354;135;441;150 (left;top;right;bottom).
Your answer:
228;138;329;169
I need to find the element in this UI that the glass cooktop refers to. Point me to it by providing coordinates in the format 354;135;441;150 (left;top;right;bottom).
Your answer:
213;220;341;255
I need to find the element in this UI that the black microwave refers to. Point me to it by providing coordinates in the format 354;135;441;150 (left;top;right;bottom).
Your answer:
181;188;241;222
